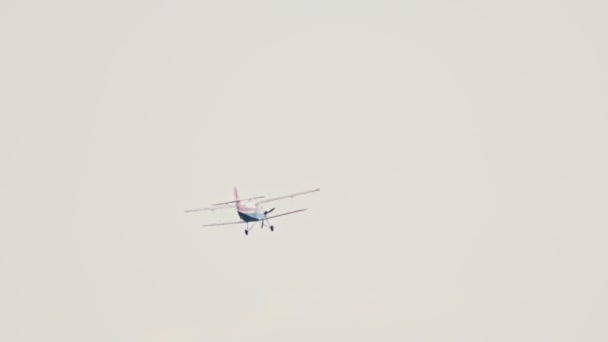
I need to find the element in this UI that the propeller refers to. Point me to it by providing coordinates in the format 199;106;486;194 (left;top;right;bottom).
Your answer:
264;208;275;216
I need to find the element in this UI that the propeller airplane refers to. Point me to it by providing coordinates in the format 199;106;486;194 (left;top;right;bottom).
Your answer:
185;187;320;235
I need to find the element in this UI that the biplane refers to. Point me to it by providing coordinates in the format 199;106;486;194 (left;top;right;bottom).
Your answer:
185;187;319;235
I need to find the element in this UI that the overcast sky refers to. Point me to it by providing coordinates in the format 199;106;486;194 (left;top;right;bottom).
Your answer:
1;1;607;341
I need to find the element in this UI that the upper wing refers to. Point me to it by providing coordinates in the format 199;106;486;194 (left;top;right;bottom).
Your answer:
184;204;232;213
265;208;307;219
203;220;245;227
255;188;320;205
186;195;266;212
212;196;264;206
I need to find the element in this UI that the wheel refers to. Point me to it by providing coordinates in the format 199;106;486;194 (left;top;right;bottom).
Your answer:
244;230;248;236
270;226;274;232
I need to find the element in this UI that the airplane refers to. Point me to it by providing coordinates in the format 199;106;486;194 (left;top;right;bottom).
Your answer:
185;187;320;235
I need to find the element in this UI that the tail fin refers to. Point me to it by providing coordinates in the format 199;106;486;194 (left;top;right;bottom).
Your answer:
233;186;241;209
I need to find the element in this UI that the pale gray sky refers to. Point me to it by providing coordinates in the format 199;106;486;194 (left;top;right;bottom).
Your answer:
1;0;607;341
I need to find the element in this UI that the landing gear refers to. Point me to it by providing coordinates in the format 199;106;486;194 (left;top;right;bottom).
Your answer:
244;221;274;235
265;218;275;232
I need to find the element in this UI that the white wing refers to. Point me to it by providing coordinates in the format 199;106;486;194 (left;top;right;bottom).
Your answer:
255;188;320;205
201;209;308;227
186;195;265;212
265;208;308;219
202;220;245;227
212;196;264;206
184;204;232;213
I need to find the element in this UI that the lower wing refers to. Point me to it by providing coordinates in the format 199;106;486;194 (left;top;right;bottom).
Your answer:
203;220;245;227
201;209;308;227
265;208;307;219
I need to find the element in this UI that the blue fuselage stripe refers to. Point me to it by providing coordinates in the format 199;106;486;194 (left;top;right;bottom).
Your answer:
238;211;264;222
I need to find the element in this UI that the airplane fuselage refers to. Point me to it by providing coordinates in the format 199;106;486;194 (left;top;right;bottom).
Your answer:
237;208;265;222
